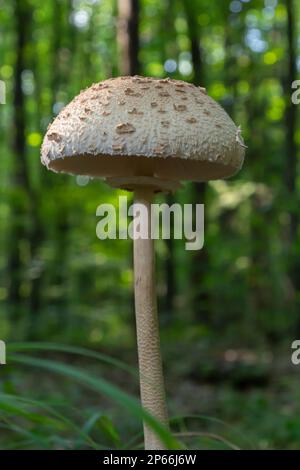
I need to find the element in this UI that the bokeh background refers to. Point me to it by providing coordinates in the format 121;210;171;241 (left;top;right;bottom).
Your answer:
0;0;300;450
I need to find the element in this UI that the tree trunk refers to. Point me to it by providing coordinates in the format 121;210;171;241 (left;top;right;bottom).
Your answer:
184;0;210;322
27;0;67;339
285;0;298;247
117;0;140;75
285;0;300;331
8;0;31;327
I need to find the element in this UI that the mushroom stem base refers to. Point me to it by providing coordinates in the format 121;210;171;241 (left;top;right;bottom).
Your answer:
133;187;169;450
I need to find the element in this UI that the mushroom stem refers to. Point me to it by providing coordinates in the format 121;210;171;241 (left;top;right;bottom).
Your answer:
133;187;169;450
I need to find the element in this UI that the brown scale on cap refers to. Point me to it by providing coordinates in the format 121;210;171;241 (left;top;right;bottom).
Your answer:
128;108;144;115
173;104;187;112
131;77;150;84
124;87;141;97
41;75;245;182
116;123;136;134
186;117;197;124
112;143;125;152
47;132;62;142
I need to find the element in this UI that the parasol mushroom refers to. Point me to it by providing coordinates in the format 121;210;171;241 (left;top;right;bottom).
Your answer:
41;76;245;450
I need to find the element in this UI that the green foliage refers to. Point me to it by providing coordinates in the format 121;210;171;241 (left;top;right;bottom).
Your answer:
1;343;180;449
0;0;299;451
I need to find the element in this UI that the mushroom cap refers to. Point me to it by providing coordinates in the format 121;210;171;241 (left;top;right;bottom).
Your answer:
41;76;245;182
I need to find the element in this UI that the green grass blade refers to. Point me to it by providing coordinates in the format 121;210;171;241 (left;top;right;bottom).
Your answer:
9;353;181;450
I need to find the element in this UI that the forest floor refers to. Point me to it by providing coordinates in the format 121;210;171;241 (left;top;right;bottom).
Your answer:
1;341;299;450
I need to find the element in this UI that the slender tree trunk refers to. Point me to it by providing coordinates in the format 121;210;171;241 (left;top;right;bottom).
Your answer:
8;0;31;326
51;0;80;335
285;0;298;246
285;0;300;331
117;0;140;75
26;0;66;339
223;23;236;118
162;0;178;319
27;57;45;338
50;0;69;327
184;0;210;322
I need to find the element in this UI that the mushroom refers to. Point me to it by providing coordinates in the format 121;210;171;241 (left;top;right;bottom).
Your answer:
41;76;245;450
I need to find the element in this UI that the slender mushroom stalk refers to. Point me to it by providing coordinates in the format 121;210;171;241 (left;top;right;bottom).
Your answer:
41;75;245;450
133;186;168;449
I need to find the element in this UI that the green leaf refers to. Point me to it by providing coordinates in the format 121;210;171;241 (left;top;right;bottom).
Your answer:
8;342;137;377
9;353;181;450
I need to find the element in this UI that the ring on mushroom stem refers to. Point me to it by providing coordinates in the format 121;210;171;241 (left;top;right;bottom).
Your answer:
106;176;181;194
41;75;245;450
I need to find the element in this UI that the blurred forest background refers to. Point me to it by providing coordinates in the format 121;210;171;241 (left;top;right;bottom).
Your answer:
1;0;300;450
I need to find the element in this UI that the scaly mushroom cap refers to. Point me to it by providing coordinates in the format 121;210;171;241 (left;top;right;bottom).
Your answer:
41;76;245;182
